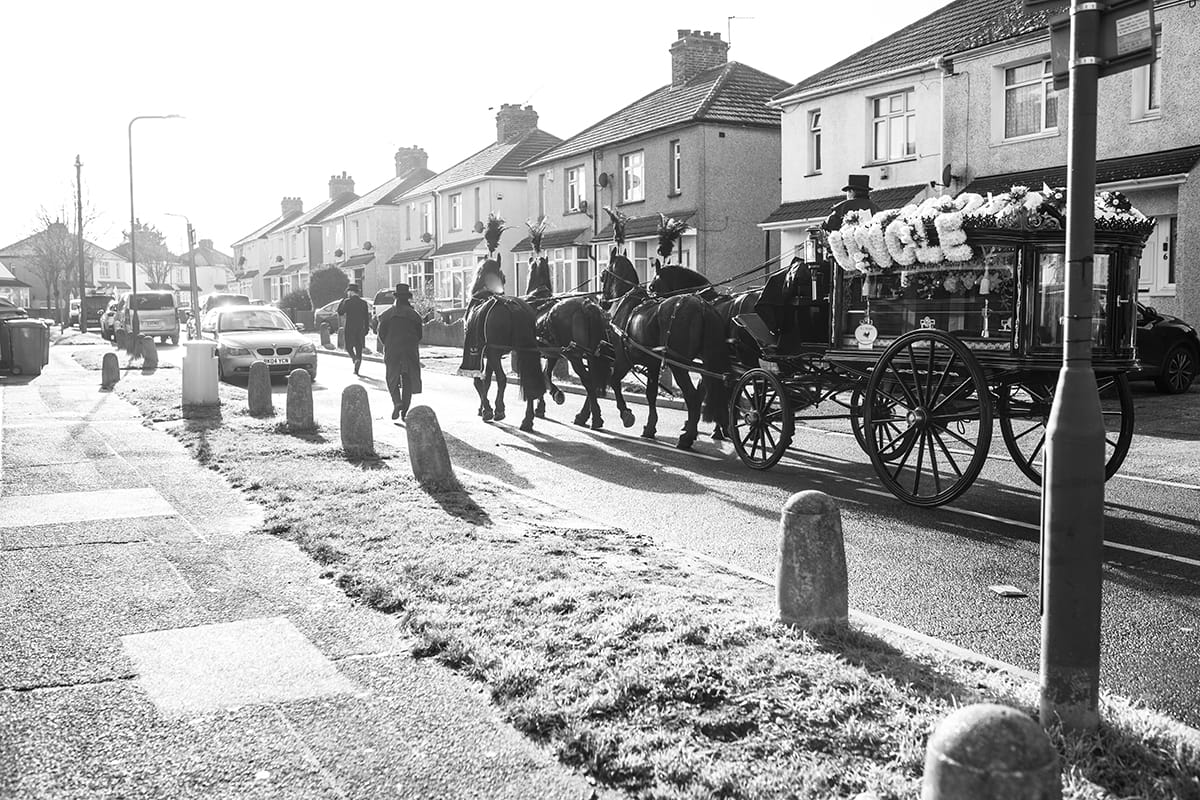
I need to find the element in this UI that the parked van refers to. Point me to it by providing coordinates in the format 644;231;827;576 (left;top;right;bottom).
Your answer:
114;291;180;345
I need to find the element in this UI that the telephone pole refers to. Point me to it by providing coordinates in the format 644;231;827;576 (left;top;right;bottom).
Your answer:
75;155;86;333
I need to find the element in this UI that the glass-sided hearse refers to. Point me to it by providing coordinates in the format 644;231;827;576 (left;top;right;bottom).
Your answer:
729;187;1153;507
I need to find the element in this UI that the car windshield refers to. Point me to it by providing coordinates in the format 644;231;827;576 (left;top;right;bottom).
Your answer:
374;291;393;304
84;296;113;312
218;308;294;332
207;294;250;310
133;293;174;310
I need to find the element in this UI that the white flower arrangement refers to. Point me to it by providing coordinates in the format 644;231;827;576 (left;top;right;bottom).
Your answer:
828;230;850;268
864;211;895;269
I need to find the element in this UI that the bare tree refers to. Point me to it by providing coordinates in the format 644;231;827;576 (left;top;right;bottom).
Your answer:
26;210;80;324
115;220;177;288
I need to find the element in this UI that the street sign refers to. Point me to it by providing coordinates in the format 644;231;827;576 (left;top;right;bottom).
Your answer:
1049;0;1156;90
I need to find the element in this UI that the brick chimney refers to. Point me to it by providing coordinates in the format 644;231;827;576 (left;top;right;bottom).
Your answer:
328;171;354;199
199;239;213;250
281;196;303;217
670;29;729;87
394;146;428;176
495;104;538;143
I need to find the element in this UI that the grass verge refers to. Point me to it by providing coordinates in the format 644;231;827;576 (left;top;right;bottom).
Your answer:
104;358;1200;799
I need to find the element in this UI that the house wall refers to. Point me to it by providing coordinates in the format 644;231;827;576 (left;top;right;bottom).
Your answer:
698;123;782;279
344;205;404;299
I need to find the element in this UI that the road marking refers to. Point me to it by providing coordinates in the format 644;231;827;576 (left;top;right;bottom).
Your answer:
1115;473;1200;492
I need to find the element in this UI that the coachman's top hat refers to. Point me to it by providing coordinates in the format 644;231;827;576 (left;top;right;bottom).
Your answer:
842;174;873;193
346;283;360;293
393;283;413;301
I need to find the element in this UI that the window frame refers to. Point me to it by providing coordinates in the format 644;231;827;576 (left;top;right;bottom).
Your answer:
1001;59;1060;140
869;89;916;164
808;109;822;175
566;165;585;212
449;193;463;231
621;150;645;204
1132;33;1163;121
1138;214;1176;297
669;140;682;196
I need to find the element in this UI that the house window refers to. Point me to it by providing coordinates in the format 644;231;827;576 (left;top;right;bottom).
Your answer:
334;225;343;251
808;110;822;174
474;187;481;225
566;166;584;212
98;262;110;279
871;90;916;162
1134;35;1163;119
1003;60;1059;139
669;140;682;195
621;151;644;203
421;202;432;237
538;173;547;218
1138;215;1176;295
405;206;412;240
449;193;463;231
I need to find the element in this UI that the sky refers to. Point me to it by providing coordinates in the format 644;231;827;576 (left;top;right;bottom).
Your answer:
0;0;950;257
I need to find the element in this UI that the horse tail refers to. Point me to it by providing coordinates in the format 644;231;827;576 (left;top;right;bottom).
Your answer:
510;301;546;401
582;300;611;397
701;302;732;427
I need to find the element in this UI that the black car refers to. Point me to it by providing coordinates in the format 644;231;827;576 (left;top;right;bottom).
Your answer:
1133;303;1198;394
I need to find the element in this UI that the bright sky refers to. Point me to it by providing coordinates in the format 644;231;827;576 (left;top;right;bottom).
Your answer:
1;0;949;256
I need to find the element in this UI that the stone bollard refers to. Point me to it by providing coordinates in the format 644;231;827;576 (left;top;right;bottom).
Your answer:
286;368;315;432
319;323;333;350
115;329;126;350
247;361;274;416
140;336;159;370
336;326;346;351
922;704;1061;800
100;352;120;390
182;340;220;407
777;490;848;630
404;405;456;489
340;385;375;458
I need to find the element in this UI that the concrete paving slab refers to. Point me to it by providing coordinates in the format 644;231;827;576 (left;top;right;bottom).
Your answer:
1;425;116;467
0;455;129;497
0;516;156;550
0;487;176;529
121;617;358;717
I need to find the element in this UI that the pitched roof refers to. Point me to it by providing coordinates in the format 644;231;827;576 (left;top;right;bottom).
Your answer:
337;169;437;218
286;191;360;230
401;129;562;200
178;241;234;268
527;63;789;168
0;235;125;262
962;145;1200;196
761;184;928;226
386;246;434;264
595;211;696;243
774;0;1065;100
431;238;485;257
511;227;591;252
231;210;303;247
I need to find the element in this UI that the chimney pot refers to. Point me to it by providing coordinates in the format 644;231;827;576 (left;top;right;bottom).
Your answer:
670;27;730;87
281;196;303;217
495;104;539;143
395;145;429;177
328;172;355;199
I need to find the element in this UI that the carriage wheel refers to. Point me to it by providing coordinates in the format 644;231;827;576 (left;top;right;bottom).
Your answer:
850;382;905;461
862;330;992;507
998;372;1134;485
731;369;793;470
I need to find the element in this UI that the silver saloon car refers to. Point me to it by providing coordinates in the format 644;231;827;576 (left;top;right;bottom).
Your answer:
202;306;318;382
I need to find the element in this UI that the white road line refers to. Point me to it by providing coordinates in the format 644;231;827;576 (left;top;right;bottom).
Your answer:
1116;473;1200;492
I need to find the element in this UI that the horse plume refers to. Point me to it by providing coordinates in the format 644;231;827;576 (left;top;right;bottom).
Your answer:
604;206;628;247
656;213;689;260
526;217;549;256
484;213;509;255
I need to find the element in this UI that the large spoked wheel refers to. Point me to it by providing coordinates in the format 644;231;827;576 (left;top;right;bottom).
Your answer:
998;372;1134;485
849;382;905;460
731;369;794;470
862;330;992;507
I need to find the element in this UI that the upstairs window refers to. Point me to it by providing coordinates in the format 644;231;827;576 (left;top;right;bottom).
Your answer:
449;193;463;231
1004;60;1059;138
566;166;585;212
621;151;644;203
808;110;822;174
669;140;682;195
405;206;412;240
421;202;432;237
1134;34;1163;120
474;187;481;226
872;90;915;162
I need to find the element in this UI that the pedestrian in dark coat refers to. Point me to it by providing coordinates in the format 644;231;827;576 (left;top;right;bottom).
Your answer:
822;174;881;232
337;284;371;375
376;283;424;420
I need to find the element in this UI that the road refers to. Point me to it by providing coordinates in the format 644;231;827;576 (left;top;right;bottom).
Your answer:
160;343;1200;726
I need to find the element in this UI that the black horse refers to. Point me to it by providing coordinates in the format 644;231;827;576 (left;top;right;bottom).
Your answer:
460;258;546;431
602;251;730;450
524;256;615;429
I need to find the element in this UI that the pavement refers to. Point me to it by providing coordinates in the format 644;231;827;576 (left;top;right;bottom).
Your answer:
0;341;598;799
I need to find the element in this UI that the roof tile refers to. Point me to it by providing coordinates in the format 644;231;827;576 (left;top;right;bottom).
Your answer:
400;129;562;200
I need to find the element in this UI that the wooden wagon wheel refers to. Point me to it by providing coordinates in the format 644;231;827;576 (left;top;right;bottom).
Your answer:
862;330;992;507
730;369;793;470
998;372;1134;485
850;382;905;461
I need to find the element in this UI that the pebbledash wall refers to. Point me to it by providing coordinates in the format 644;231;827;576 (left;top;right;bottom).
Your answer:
943;0;1200;323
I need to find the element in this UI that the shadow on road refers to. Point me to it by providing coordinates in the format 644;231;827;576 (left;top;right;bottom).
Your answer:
442;431;534;490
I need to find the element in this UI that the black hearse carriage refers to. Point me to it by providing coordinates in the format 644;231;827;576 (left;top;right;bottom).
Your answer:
729;187;1152;507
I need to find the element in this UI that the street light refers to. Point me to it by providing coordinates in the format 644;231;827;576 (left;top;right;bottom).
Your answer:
165;212;201;340
128;114;183;337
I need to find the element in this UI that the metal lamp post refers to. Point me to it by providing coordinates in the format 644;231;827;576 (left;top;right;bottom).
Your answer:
128;114;183;336
165;212;201;339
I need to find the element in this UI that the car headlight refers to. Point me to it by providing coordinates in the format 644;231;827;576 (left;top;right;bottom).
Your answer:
221;346;251;356
297;343;316;354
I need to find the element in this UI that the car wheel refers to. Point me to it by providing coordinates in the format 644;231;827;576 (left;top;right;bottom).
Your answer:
1155;344;1197;394
170;335;179;346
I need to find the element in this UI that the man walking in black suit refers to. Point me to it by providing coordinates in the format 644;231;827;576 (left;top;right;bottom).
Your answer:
337;284;371;375
376;283;424;421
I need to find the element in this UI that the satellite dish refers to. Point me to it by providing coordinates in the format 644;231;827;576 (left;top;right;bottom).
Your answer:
941;163;955;187
597;172;610;188
473;220;485;233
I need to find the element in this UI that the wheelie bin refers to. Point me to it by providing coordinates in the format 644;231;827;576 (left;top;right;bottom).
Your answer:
0;318;50;376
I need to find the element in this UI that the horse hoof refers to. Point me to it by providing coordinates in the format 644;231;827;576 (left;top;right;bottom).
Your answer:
641;427;656;440
677;435;696;451
621;411;636;428
534;409;545;419
552;390;565;405
519;420;534;432
494;410;506;422
590;419;604;430
481;408;494;422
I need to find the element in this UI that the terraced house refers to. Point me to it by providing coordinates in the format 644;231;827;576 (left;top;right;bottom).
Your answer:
765;0;1200;323
517;29;789;293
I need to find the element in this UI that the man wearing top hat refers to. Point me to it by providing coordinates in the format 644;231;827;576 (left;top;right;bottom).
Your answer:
822;174;881;232
336;283;371;375
375;283;424;421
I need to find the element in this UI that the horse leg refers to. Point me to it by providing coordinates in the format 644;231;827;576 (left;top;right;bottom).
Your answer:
567;355;594;427
535;355;553;419
671;365;702;450
547;355;565;406
492;356;507;421
520;396;536;432
641;361;660;440
474;376;494;421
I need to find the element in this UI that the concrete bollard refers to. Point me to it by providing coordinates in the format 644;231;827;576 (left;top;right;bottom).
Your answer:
286;368;315;432
319;323;333;350
340;384;375;458
777;490;848;630
404;405;456;488
140;336;158;370
115;329;126;350
100;352;120;390
247;361;274;416
922;704;1061;800
182;340;220;407
336;326;346;351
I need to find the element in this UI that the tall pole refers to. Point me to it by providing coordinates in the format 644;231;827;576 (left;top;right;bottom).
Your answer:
186;222;200;339
128;114;183;338
1039;0;1104;732
75;155;86;333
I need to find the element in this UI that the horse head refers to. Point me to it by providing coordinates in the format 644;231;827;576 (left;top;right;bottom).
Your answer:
602;248;640;303
648;264;711;297
527;255;553;295
471;256;506;297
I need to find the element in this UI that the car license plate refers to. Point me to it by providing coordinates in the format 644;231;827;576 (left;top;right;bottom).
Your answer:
263;357;290;365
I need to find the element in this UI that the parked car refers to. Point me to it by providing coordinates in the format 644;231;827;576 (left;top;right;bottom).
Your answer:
1133;302;1199;394
0;297;27;322
313;300;341;334
79;293;114;330
99;300;119;340
200;305;317;382
113;290;181;345
370;289;393;332
68;299;81;326
200;292;251;315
